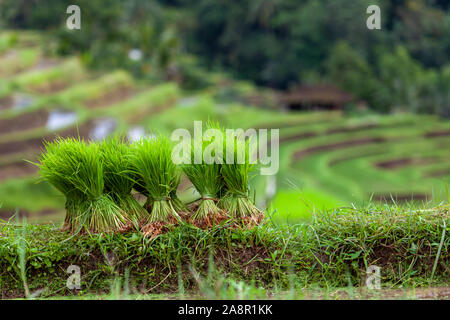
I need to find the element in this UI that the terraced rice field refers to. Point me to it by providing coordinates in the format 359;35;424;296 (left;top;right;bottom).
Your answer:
0;31;449;223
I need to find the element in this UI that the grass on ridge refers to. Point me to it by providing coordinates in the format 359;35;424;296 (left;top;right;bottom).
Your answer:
0;203;447;299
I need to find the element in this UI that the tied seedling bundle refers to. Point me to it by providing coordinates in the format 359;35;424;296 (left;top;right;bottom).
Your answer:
219;132;263;226
131;136;182;237
37;137;85;231
182;124;227;228
37;137;130;234
100;137;148;224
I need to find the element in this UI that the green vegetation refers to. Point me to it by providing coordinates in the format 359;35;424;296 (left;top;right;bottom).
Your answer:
181;123;225;225
33;131;267;237
131;136;182;225
36;137;130;233
220;132;262;222
100;137;147;223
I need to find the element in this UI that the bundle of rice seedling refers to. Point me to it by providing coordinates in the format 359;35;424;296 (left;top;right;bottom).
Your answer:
131;136;182;236
182;127;226;228
100;137;148;224
219;132;263;226
37;137;130;233
38;137;85;231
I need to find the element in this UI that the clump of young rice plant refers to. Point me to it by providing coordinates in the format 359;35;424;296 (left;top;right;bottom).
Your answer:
37;137;130;233
37;137;85;231
182;125;226;227
219;132;263;225
131;136;182;230
100;137;148;223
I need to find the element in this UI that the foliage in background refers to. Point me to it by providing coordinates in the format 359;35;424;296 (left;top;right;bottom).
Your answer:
37;137;130;233
1;0;450;114
0;204;447;298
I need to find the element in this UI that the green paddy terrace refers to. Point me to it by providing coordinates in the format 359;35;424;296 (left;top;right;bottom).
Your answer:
0;31;449;225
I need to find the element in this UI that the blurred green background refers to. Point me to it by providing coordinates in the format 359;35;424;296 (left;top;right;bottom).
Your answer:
0;0;449;224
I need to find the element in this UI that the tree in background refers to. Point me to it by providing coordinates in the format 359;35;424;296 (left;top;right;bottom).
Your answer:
1;0;450;115
325;41;380;111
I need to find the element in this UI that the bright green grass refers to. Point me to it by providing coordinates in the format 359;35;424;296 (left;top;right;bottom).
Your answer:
269;189;342;223
103;83;178;119
0;204;447;299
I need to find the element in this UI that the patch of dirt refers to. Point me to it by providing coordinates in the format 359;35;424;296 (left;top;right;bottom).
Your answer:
0;52;28;76
55;120;93;139
425;130;450;138
326;123;378;134
30;80;70;95
85;86;135;109
0;160;38;181
0;208;58;220
329;150;386;166
426;168;450;178
371;193;430;202
0;136;43;156
215;245;271;275
188;211;229;229
280;125;379;144
141;216;179;240
369;243;399;265
253;115;341;130
302;286;450;300
375;157;437;170
0;95;14;111
31;58;59;71
280;132;317;143
0;109;48;135
292;137;385;161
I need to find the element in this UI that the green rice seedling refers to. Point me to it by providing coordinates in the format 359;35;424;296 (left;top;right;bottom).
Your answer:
219;132;263;224
37;137;130;233
37;137;86;230
131;136;182;227
67;140;130;233
182;124;226;227
100;137;148;223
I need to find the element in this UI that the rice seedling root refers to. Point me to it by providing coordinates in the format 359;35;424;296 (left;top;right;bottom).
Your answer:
141;215;179;239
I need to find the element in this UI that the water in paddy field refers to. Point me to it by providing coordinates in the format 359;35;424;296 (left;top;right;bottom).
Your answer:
127;126;146;142
46;110;78;131
259;175;277;209
177;96;198;108
89;118;117;141
127;127;158;142
12;93;35;111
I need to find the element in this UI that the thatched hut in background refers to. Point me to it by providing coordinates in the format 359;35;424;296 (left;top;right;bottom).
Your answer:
279;85;354;111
